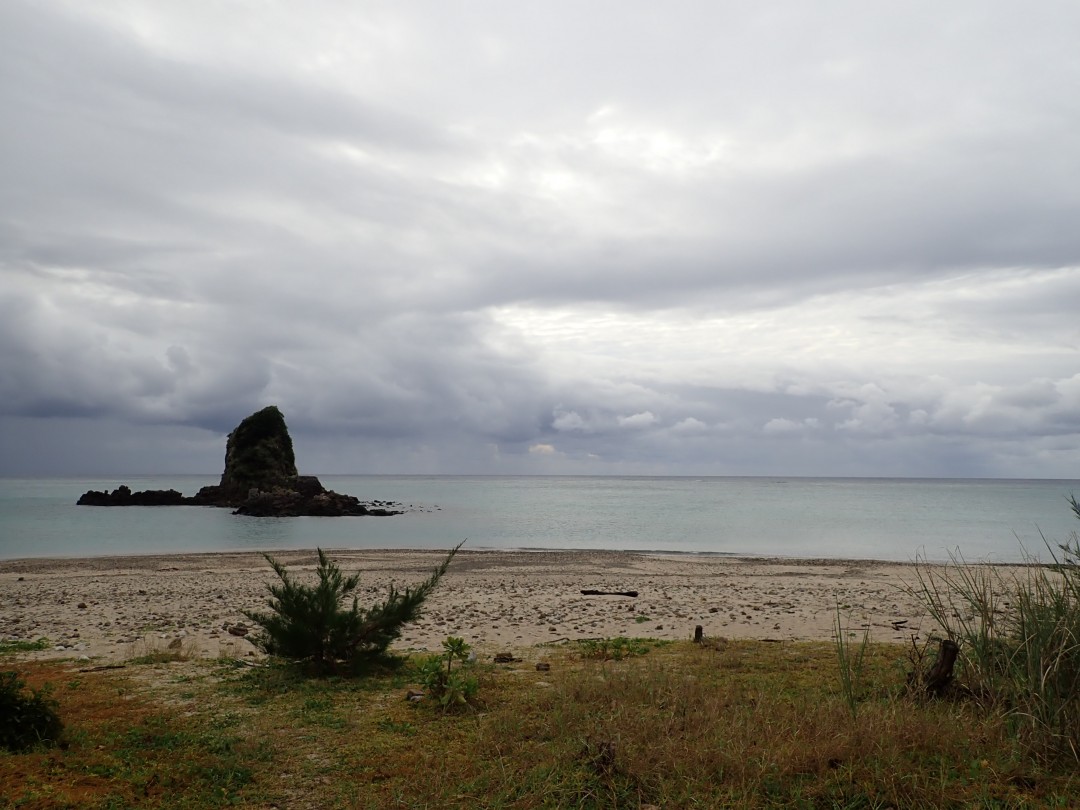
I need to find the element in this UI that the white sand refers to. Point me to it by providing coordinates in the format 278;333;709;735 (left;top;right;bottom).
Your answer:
0;549;988;662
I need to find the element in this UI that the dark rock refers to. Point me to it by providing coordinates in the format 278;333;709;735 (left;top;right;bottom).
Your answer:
77;486;186;506
206;405;297;504
293;475;325;498
230;485;402;517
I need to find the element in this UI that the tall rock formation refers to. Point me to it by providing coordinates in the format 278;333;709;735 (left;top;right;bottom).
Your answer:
193;406;298;505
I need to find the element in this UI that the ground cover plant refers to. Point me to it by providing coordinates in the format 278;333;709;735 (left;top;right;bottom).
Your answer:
3;638;1079;808
416;636;479;710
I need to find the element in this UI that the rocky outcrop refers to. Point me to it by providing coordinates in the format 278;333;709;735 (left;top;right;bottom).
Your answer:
232;484;403;517
76;486;186;506
77;406;404;517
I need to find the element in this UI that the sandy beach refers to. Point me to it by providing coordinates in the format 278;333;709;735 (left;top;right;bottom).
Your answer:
1;549;983;662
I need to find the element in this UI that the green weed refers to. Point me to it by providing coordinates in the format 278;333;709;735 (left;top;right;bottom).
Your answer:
0;638;50;655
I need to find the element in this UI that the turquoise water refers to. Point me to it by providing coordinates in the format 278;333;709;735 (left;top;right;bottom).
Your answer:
0;476;1078;562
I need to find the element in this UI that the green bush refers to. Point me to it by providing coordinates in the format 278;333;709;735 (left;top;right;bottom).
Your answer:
1;671;63;751
244;542;463;674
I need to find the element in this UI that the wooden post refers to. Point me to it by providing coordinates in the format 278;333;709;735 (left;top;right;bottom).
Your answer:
694;625;704;643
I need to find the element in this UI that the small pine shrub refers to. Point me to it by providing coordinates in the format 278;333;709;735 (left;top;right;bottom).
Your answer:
244;542;463;674
1;671;63;751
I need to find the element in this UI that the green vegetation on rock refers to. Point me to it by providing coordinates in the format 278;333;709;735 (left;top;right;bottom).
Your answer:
218;405;297;495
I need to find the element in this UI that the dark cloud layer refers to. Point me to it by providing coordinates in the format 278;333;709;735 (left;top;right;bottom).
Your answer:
2;1;1078;477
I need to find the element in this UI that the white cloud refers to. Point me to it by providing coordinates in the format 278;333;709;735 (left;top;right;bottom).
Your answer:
763;418;800;435
1;1;1079;477
671;417;707;434
552;408;589;432
617;411;657;430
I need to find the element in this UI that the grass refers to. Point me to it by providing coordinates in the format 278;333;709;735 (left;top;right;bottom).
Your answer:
3;639;1078;808
0;639;50;655
574;636;662;661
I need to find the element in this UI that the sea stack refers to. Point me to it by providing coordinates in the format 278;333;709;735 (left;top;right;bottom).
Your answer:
190;405;300;506
77;406;404;517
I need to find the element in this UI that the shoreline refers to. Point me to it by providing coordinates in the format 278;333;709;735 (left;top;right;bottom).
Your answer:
0;544;977;566
0;549;1021;663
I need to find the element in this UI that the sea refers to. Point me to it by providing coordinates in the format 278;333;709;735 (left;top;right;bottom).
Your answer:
1;476;1078;564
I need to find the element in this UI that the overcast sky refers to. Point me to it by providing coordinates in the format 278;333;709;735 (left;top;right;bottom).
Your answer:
2;1;1079;478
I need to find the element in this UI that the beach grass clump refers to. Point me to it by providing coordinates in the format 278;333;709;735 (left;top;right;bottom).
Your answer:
912;495;1080;761
243;542;463;674
833;602;872;718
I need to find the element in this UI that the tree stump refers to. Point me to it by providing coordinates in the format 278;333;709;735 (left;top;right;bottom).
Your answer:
923;638;959;696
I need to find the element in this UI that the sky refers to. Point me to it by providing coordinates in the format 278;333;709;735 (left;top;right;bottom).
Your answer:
2;1;1079;478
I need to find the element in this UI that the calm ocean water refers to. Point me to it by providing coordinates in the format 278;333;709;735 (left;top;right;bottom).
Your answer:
1;476;1078;563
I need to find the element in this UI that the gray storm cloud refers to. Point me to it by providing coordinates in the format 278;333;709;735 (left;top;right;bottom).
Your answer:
1;0;1078;477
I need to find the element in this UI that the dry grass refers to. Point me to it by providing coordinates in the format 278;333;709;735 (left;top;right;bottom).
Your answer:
3;639;1078;808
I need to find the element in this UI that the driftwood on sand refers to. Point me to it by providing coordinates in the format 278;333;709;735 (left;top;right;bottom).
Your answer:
580;589;639;597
